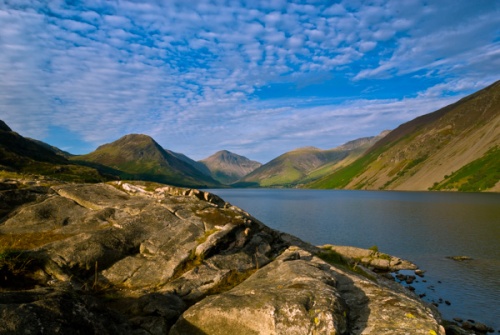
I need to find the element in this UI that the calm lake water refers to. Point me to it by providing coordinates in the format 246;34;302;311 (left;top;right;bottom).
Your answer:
207;189;500;330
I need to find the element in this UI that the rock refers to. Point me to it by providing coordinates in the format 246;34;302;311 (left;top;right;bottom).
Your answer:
447;256;473;262
415;269;426;277
321;244;417;272
0;286;130;334
0;180;446;334
171;246;444;335
170;247;349;335
405;275;416;284
461;321;473;330
473;322;494;333
445;324;474;335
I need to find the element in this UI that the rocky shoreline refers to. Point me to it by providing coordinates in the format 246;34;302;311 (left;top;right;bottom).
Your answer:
0;178;494;334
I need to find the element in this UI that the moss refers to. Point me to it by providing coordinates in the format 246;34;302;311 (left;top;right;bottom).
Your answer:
0;232;71;251
317;248;377;282
317;249;346;266
196;228;220;244
379;253;391;261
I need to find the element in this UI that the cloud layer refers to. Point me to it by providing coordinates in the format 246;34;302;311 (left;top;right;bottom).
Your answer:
1;0;499;162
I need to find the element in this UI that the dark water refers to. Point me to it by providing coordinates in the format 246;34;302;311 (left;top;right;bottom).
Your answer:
207;189;500;330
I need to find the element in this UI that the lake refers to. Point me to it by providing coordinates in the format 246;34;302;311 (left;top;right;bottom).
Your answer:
207;188;500;330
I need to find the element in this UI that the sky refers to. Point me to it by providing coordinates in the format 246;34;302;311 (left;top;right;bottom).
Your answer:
1;0;499;163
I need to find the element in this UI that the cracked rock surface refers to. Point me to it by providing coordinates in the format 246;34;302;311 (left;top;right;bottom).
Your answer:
0;179;444;334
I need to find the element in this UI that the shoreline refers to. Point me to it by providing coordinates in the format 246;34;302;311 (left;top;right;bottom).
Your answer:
324;244;498;334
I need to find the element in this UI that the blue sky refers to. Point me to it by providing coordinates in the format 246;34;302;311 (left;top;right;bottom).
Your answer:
1;0;499;163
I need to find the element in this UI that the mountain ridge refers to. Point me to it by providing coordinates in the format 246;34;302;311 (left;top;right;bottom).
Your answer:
236;131;388;188
73;134;221;188
309;80;500;192
0;123;108;182
199;150;262;185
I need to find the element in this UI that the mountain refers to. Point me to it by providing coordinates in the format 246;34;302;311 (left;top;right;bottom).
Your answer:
236;133;387;188
74;134;221;188
28;139;74;158
199;150;262;184
166;149;212;177
309;80;500;192
0;120;108;182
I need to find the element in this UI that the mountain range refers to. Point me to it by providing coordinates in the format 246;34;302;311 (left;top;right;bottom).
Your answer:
235;132;389;188
72;134;221;188
1;80;498;191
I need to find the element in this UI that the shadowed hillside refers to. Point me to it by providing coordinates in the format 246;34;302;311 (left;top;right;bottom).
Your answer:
0;120;109;182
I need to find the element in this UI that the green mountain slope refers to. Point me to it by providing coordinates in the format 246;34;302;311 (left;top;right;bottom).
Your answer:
200;150;262;185
0;120;108;182
166;150;212;177
236;134;387;188
28;139;74;159
74;134;220;188
309;80;500;191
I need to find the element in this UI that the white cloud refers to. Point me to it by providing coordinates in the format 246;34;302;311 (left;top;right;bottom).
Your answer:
0;0;498;162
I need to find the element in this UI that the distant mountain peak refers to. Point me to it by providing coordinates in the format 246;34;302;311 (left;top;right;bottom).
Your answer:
200;150;262;185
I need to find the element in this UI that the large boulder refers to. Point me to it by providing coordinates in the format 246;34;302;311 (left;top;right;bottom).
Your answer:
170;247;349;335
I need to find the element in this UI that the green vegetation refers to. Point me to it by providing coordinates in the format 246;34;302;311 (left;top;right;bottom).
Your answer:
74;134;220;188
429;146;499;192
0;127;112;183
196;228;220;244
316;248;376;281
398;155;429;176
308;148;382;189
259;163;303;187
0;231;71;252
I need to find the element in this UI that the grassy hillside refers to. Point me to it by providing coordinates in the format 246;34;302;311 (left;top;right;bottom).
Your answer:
236;147;346;187
0;121;110;183
74;134;220;188
309;80;500;191
429;146;499;192
237;134;387;188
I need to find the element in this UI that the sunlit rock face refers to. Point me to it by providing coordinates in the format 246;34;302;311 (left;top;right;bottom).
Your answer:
0;179;443;334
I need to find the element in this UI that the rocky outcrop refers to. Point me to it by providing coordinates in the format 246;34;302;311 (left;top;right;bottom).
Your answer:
321;244;418;272
0;179;445;334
